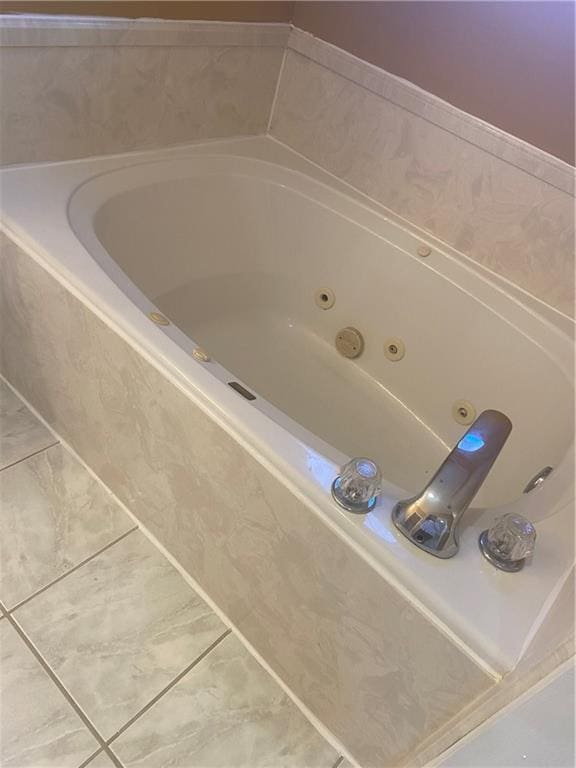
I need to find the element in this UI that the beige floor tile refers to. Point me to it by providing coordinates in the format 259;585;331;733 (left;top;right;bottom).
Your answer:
0;619;99;767
0;381;55;470
13;530;226;739
84;749;118;768
111;633;339;768
0;443;134;608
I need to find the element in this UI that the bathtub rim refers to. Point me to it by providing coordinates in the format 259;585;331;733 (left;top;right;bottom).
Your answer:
4;133;574;334
68;151;574;508
1;135;574;676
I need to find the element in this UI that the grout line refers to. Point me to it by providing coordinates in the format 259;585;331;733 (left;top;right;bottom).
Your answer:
0;440;59;473
1;599;109;753
7;526;139;614
1;376;60;436
106;629;232;748
266;35;288;133
77;746;106;768
102;745;124;768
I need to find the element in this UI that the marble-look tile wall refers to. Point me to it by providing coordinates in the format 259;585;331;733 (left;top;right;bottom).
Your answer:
270;31;575;316
0;233;494;767
3;16;573;314
0;17;287;165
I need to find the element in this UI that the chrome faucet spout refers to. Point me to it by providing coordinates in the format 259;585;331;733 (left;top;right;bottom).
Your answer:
392;410;512;558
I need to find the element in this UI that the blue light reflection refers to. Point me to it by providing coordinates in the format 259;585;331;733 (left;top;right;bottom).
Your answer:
305;450;338;491
458;433;485;452
363;512;397;544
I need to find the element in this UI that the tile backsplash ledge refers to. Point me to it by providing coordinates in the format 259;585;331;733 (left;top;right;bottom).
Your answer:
0;15;290;47
0;16;286;166
286;29;573;196
1;16;572;189
271;32;575;316
1;15;573;316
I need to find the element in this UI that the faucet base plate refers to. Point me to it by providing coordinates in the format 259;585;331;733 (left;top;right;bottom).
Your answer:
392;501;458;558
478;529;526;572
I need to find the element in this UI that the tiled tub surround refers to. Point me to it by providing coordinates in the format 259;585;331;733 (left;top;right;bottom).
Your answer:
0;232;497;767
2;135;573;665
0;16;286;165
1;16;574;317
0;19;573;764
271;30;575;316
1;134;574;764
0;382;340;768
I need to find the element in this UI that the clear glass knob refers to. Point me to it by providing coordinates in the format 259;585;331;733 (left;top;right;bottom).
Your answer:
479;513;536;572
331;458;381;513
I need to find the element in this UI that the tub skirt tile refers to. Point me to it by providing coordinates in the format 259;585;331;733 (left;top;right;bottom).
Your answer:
0;232;493;767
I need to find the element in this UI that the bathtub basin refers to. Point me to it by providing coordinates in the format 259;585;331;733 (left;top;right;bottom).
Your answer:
1;136;573;673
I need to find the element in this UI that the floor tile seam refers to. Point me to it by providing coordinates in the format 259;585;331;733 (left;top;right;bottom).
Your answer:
1;600;109;752
0;439;60;472
103;744;125;768
106;628;233;749
77;746;106;768
6;526;139;613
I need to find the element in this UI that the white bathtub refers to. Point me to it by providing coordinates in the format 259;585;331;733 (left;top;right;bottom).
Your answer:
1;136;574;672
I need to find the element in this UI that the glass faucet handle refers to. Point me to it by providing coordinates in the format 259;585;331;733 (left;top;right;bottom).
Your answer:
479;513;536;572
331;458;382;514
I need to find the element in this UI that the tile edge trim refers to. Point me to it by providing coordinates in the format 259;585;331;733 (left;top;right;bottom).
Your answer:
286;27;575;196
0;16;290;48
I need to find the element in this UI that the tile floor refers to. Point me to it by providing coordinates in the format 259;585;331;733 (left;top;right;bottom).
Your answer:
0;380;343;768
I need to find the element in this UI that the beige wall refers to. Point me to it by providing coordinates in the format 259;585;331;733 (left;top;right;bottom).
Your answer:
293;1;575;165
0;1;294;22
